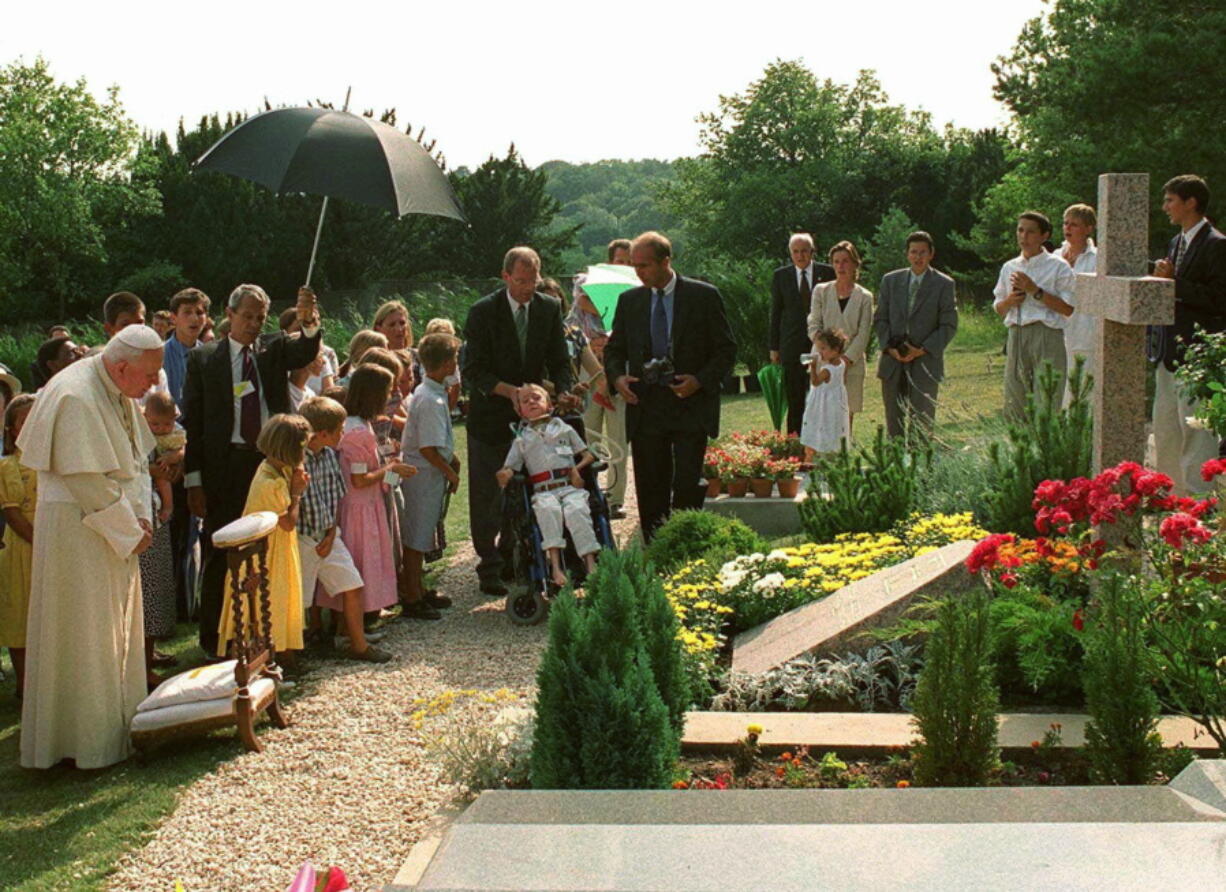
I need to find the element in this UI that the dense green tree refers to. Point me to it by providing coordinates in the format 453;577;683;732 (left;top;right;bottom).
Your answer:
659;60;1013;282
968;0;1226;262
0;57;160;319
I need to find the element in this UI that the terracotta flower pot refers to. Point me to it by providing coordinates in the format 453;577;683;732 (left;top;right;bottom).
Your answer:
749;477;774;498
706;477;722;498
776;476;800;499
726;477;750;498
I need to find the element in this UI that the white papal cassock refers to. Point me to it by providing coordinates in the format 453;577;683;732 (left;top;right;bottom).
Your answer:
17;354;154;769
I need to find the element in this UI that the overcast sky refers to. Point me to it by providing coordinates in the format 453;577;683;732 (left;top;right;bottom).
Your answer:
5;0;1046;170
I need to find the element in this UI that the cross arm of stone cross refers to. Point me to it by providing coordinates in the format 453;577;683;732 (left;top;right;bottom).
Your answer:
1071;173;1176;473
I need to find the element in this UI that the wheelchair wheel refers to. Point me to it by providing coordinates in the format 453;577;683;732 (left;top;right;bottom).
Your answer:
505;586;549;625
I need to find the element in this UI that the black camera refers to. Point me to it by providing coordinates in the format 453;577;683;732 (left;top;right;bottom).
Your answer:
887;334;918;358
641;356;676;387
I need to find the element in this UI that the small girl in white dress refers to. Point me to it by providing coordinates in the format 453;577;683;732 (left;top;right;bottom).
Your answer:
800;328;851;460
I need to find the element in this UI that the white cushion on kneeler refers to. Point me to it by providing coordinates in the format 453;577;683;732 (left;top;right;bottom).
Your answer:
131;677;276;733
212;510;279;548
137;660;239;713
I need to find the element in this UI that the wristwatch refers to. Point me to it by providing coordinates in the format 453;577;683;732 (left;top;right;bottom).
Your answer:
1031;288;1045;302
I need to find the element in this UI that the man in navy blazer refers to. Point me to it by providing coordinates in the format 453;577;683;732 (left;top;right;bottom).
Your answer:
873;231;958;439
462;246;574;594
604;231;737;540
1148;174;1226;492
769;233;836;434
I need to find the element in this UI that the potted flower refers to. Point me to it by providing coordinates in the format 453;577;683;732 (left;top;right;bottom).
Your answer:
719;445;754;498
770;457;803;499
747;449;774;497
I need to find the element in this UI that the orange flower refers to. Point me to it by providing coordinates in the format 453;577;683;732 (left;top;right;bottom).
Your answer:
791;758;803;768
1030;740;1041;749
896;780;911;788
672;780;688;789
775;766;786;778
779;752;793;762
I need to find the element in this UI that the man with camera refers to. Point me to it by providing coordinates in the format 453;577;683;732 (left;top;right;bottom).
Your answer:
605;231;737;540
874;231;959;439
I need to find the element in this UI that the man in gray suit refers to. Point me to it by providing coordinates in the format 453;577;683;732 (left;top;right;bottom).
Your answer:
873;231;958;439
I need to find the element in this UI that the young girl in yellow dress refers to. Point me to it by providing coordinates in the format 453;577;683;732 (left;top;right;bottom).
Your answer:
0;394;37;697
217;413;311;659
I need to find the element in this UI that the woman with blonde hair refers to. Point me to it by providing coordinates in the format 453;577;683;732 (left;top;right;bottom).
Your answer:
373;300;413;351
338;329;389;380
806;240;874;433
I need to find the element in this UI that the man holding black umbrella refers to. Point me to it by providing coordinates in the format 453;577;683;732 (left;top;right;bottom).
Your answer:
770;233;835;435
183;284;321;655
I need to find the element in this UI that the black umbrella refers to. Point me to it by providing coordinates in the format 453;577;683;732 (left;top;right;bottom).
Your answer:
194;100;466;284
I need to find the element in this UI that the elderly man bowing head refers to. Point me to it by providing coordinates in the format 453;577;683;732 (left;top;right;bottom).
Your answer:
17;325;163;769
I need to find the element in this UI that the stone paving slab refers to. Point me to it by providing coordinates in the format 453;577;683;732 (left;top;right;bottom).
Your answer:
391;768;1226;892
682;711;1219;752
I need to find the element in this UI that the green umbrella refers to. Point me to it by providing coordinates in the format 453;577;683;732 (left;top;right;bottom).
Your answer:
757;363;786;431
577;264;641;328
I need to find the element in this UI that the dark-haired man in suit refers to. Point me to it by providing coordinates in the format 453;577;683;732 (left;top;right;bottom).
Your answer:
183;284;321;655
605;231;737;541
1149;174;1226;493
770;233;835;434
462;246;574;595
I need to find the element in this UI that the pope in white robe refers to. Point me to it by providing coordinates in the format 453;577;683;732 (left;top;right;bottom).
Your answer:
17;327;163;769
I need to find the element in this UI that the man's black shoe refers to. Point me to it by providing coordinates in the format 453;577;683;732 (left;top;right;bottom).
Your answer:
480;582;508;598
424;592;453;609
402;600;443;621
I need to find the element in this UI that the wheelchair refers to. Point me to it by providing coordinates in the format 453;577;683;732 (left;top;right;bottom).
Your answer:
499;414;617;625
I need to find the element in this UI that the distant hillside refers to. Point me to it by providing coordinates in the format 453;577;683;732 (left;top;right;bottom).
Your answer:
540;159;680;274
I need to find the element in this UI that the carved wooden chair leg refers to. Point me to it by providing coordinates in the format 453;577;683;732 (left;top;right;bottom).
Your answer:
235;689;262;753
267;693;289;729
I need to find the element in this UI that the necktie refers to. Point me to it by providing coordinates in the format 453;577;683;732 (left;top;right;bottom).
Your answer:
1172;235;1185;275
799;268;809;299
515;303;529;357
906;275;920;317
240;346;261;446
650;289;669;359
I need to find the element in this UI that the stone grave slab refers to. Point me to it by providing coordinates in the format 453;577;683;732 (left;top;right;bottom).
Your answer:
731;539;977;676
387;763;1226;892
704;477;807;539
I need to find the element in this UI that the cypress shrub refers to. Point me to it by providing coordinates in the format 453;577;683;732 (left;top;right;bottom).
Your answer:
1083;573;1163;785
911;588;1000;786
530;554;678;790
623;547;691;735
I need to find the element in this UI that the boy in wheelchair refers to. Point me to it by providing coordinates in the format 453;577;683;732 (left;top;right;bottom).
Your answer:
495;384;601;588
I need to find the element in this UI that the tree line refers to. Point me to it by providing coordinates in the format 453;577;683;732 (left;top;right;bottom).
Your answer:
2;0;1222;325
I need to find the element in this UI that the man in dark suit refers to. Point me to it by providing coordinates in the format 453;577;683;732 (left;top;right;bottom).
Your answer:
873;231;959;440
462;246;574;595
1148;174;1226;493
183;284;321;654
605;231;737;541
769;233;835;434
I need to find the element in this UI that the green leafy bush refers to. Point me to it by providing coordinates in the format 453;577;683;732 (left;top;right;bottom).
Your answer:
530;553;682;790
646;509;764;572
1082;572;1163;785
799;426;930;543
911;589;1000;786
989;588;1085;703
982;360;1092;535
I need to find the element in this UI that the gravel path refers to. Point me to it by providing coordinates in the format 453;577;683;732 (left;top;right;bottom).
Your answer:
109;471;639;892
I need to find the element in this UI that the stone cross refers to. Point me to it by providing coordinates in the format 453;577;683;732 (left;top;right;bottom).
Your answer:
1074;173;1175;473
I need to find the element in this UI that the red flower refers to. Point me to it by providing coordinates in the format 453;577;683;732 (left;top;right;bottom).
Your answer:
967;534;1015;573
1159;512;1213;549
1072;609;1085;632
1037;771;1051;783
1000;572;1019;589
1201;458;1226;482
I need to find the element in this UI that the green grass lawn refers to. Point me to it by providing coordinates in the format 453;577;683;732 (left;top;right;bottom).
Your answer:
0;307;1007;889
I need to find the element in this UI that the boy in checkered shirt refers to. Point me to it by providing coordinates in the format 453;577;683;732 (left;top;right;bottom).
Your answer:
298;396;391;662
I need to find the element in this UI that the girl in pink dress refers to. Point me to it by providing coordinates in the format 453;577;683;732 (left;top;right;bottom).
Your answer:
325;365;417;615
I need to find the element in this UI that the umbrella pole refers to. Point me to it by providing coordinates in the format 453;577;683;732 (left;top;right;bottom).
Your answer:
305;196;329;287
303;87;351;288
